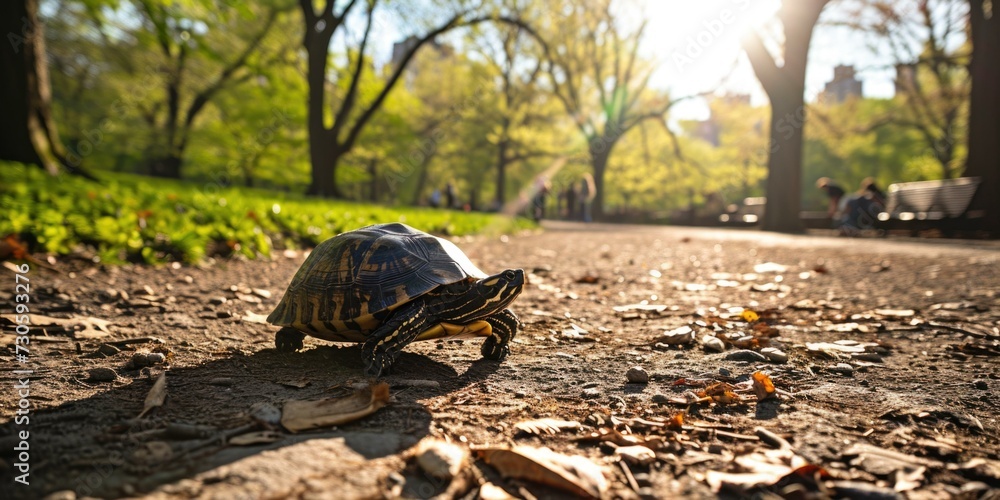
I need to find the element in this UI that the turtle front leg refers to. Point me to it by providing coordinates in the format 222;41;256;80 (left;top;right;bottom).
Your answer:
275;327;306;352
362;302;431;377
481;309;519;361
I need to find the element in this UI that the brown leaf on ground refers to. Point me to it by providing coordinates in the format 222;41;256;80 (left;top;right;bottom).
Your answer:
281;382;389;433
514;418;582;436
1;313;112;339
474;446;607;499
700;382;742;405
1;234;29;260
752;372;776;401
139;373;167;418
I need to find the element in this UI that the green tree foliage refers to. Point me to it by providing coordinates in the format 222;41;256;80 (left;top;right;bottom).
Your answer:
45;0;297;179
536;0;676;219
837;0;970;179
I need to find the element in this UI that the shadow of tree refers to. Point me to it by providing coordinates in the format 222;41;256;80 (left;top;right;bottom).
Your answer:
1;344;500;499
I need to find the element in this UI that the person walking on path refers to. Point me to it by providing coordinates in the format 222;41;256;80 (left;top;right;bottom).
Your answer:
444;182;456;209
565;184;577;220
580;173;596;223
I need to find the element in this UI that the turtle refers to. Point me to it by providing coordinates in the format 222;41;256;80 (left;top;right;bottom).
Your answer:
267;222;524;377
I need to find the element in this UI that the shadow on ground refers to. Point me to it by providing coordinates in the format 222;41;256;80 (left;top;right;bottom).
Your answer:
1;344;501;499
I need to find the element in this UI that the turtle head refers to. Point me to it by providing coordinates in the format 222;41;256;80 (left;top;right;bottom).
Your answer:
475;269;525;306
432;269;524;321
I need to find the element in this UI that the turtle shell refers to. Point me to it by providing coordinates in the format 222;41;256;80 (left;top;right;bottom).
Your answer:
266;223;486;340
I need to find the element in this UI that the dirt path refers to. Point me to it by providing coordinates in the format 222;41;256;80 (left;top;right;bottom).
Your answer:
2;223;999;499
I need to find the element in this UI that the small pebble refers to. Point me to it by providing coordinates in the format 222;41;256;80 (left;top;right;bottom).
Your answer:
760;347;788;363
830;363;854;375
97;344;121;357
725;350;767;362
973;379;988;390
87;367;118;382
216;311;234;319
582;388;601;399
651;394;671;404
626;366;649;384
252;288;272;299
131;352;165;368
416;439;467;480
615;445;655;466
582;381;599;389
701;335;725;353
209;297;227;305
248;402;282;425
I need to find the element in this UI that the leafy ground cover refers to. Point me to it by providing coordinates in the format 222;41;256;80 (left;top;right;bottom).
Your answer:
0;163;534;264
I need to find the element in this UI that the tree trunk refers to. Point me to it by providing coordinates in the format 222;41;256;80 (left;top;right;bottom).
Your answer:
368;158;378;202
148;155;182;178
965;0;1000;236
495;136;508;207
743;0;827;233
307;138;340;197
0;0;73;175
411;150;435;205
762;97;806;233
302;14;341;197
589;136;615;220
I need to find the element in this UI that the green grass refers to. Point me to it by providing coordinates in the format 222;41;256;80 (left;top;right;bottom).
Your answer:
0;163;535;264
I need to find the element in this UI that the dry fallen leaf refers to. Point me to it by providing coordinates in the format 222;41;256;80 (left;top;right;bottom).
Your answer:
0;234;29;260
875;308;915;318
475;446;607;499
1;313;111;339
281;382;389;433
700;382;741;405
241;310;270;324
655;325;695;345
613;303;668;313
753;262;788;273
138;373;167;418
616;445;656;466
514;418;582;436
575;427;647;447
752;372;776;401
479;482;517;500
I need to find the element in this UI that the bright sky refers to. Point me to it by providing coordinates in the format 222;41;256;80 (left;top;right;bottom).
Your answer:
635;0;900;121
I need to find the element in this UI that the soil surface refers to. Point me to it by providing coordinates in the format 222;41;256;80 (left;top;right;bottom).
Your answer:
2;222;999;499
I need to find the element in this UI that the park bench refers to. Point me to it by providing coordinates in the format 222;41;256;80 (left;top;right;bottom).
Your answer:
875;177;984;235
719;197;766;226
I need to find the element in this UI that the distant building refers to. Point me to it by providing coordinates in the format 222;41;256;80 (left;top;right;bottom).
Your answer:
390;35;454;70
690;94;752;147
894;63;919;95
693;120;720;147
820;64;863;103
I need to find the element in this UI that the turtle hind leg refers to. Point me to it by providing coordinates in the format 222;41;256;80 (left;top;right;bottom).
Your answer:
481;309;519;361
362;301;431;378
275;327;306;352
